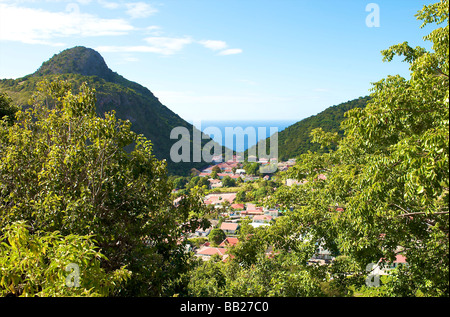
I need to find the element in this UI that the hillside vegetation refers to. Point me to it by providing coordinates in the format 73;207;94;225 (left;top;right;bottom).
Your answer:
0;47;218;176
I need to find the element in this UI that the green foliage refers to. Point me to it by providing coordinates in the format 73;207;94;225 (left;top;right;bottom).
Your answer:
235;189;247;203
208;228;226;246
222;176;236;188
223;253;325;297
0;79;209;296
0;92;19;124
248;96;370;161
172;176;189;190
186;176;209;190
0;221;130;297
1;1;447;298
210;170;219;179
243;162;261;176
185;257;227;297
0;46;220;176
185;243;325;297
267;0;449;297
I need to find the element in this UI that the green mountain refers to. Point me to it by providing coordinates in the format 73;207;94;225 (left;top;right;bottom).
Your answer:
0;46;217;176
249;96;371;162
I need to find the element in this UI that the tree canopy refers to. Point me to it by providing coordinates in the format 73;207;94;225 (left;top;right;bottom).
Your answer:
268;0;449;296
0;79;209;296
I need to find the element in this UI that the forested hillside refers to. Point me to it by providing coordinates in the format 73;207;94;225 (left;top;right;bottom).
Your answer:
248;96;370;161
0;47;218;176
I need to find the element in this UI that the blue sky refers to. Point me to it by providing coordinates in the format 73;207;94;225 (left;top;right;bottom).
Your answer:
0;0;436;121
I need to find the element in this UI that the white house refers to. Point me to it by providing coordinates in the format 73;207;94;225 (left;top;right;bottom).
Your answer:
250;215;272;228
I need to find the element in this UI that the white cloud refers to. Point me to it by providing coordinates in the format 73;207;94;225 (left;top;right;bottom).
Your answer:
123;55;139;62
0;1;243;58
145;25;162;35
144;36;193;54
0;3;134;45
218;48;243;56
125;2;158;19
96;36;193;55
97;0;120;9
77;0;93;5
199;40;228;51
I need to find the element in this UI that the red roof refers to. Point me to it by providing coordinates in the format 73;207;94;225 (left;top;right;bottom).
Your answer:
220;222;239;231
241;210;264;215
197;247;228;256
379;254;407;264
394;254;407;263
204;193;237;204
231;203;245;210
219;237;239;247
253;215;272;221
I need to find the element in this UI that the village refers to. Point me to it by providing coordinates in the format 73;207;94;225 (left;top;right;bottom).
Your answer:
172;155;408;274
172;155;336;264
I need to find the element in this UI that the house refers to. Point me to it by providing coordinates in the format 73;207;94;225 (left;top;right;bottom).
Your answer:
195;247;228;261
204;193;237;205
219;237;239;247
241;210;264;218
217;173;241;180
208;179;223;189
245;203;256;210
220;222;240;236
264;209;280;218
311;245;333;261
253;215;272;223
250;215;272;228
377;254;408;274
231;203;245;211
194;226;212;237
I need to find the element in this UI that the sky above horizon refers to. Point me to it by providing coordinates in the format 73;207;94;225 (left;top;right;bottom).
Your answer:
0;0;437;121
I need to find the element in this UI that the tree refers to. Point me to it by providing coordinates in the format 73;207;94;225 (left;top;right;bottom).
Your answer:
222;175;236;188
244;162;260;176
172;176;188;190
209;228;226;246
0;221;130;296
210;170;219;179
235;190;247;203
0;79;209;296
0;92;18;124
269;0;449;296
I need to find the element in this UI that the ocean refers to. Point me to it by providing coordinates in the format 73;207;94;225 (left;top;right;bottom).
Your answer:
191;120;296;151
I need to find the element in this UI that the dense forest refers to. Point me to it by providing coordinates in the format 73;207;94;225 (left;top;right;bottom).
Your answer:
248;96;371;161
0;0;448;299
